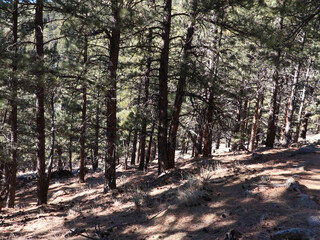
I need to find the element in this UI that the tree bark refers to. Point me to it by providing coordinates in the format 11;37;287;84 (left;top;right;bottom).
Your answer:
35;0;48;205
93;89;100;171
203;91;214;156
168;4;196;166
105;0;120;191
139;29;152;171
79;36;88;183
131;127;138;165
301;112;312;139
282;63;301;146
7;0;19;208
293;61;311;143
145;121;155;170
265;0;286;148
69;117;73;172
239;97;248;150
249;93;261;152
158;0;172;173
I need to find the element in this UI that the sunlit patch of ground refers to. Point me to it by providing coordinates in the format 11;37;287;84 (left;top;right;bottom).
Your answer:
1;140;320;239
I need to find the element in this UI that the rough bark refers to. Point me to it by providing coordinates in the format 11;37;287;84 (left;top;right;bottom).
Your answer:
282;63;301;146
203;92;214;156
7;0;19;208
79;36;88;183
93;89;100;172
265;0;286;148
35;0;48;205
168;5;196;166
293;62;311;143
105;0;120;191
239;97;248;150
265;52;281;148
69;121;73;172
203;24;223;155
138;30;152;171
158;0;172;173
300;112;312;139
145;121;155;170
131;128;138;165
249;93;261;152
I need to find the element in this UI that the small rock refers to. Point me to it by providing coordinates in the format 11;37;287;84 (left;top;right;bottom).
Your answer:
295;194;318;209
308;216;320;227
64;228;84;238
271;228;314;240
224;229;242;240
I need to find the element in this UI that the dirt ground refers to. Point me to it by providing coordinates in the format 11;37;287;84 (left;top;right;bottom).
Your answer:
1;140;320;239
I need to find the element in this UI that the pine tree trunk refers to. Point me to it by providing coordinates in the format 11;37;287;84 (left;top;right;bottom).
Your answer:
57;148;63;171
249;93;261;152
301;112;312;139
35;0;48;205
158;0;172;173
215;131;221;150
79;35;88;182
195;114;203;157
131;128;138;165
69;131;73;172
203;92;213;156
265;0;286;148
168;5;196;166
239;98;248;150
293;61;310;143
105;0;120;191
139;29;152;171
280;96;290;142
93;91;100;172
283;63;301;146
265;51;281;148
145;121;155;170
7;0;19;208
45;94;55;188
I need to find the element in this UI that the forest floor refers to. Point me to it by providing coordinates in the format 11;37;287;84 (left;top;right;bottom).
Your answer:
1;138;320;239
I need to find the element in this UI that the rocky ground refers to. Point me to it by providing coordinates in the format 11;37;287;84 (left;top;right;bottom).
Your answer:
1;141;320;240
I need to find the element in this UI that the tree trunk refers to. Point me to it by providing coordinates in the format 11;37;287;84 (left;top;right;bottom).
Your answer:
265;51;281;148
138;30;152;171
35;0;48;205
124;130;131;170
194;113;203;157
7;0;19;208
239;97;248;150
168;4;196;166
203;92;214;156
301;112;312;139
145;121;155;170
283;64;301;146
45;94;55;187
69;131;73;172
92;89;100;172
57;148;63;171
105;0;120;191
265;0;286;148
139;34;153;170
293;62;311;143
158;0;172;173
131;128;138;165
249;93;261;152
215;131;221;150
79;36;88;183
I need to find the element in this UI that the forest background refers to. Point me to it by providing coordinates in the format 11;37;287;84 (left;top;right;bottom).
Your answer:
0;0;320;208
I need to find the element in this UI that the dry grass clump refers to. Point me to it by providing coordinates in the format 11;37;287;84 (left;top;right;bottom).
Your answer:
177;167;215;207
131;187;151;209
